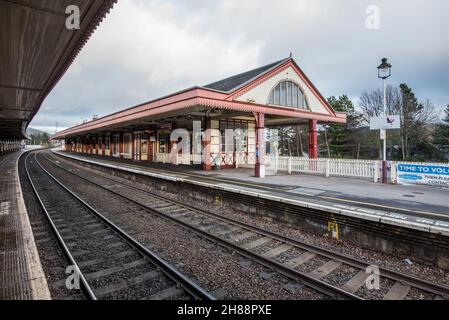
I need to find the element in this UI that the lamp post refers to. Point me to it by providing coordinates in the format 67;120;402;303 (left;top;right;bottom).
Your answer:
377;57;392;183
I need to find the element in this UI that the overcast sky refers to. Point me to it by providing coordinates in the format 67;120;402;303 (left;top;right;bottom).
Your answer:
30;0;449;133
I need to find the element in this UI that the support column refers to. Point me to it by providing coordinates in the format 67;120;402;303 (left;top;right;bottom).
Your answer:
138;135;142;161
202;117;212;171
308;119;318;159
119;133;124;158
131;132;135;161
102;137;106;156
95;137;99;155
148;129;154;162
255;113;266;178
109;135;113;157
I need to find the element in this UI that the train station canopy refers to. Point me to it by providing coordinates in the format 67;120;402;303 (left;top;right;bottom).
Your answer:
53;57;346;139
0;0;117;139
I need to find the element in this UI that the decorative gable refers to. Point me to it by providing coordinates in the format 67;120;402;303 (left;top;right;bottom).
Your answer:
233;63;333;116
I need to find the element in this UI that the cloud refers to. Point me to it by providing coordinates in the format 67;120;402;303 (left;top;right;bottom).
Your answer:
31;0;449;128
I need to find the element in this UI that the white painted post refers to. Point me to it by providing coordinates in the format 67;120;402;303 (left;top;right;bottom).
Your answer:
287;157;292;174
235;154;239;169
373;161;379;182
270;154;279;173
325;159;330;178
390;162;397;184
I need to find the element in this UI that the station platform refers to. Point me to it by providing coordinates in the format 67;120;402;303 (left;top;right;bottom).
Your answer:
0;151;50;299
53;150;449;237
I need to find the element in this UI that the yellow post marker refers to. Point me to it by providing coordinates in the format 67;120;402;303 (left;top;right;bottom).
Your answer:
328;217;339;240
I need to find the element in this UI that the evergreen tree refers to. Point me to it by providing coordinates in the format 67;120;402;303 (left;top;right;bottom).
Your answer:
323;95;361;158
399;84;421;160
399;84;437;160
433;104;449;160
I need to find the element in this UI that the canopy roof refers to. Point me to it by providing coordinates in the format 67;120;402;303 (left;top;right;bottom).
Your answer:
0;0;117;139
53;57;347;139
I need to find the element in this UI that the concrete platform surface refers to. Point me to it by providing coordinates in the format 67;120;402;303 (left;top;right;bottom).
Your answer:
0;151;50;300
53;150;449;236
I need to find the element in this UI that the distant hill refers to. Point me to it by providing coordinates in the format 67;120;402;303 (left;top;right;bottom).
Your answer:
27;127;46;136
25;127;51;146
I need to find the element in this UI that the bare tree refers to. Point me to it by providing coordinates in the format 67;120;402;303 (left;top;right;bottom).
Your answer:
359;84;438;160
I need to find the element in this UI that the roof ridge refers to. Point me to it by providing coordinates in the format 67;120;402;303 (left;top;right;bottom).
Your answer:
204;57;290;93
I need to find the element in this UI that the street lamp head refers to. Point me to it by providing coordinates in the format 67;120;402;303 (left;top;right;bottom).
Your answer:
377;57;392;79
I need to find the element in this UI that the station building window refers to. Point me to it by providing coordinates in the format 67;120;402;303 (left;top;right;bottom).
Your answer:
123;134;131;154
158;133;170;153
219;119;249;153
268;80;308;109
141;134;148;155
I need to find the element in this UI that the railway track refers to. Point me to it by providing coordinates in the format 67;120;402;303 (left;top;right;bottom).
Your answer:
24;152;215;300
43;151;449;300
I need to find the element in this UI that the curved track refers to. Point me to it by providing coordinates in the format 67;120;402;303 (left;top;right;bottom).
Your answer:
41;151;449;300
24;151;214;300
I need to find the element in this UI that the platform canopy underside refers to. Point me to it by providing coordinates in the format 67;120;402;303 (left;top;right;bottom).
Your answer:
60;105;312;138
0;0;116;139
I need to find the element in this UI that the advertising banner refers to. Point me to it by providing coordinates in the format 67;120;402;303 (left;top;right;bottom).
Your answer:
397;163;449;187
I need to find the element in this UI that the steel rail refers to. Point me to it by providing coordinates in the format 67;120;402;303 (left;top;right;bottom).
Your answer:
41;152;361;300
32;151;215;300
24;152;97;300
47;152;449;298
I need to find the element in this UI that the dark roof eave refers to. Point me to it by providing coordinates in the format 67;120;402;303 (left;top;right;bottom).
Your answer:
20;0;119;140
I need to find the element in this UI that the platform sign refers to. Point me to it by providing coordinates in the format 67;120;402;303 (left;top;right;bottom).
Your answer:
397;163;449;188
370;115;400;130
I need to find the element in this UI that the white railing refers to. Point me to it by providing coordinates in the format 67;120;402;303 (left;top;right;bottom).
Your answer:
266;156;380;182
154;153;202;165
25;144;42;149
155;153;170;164
145;152;449;185
154;152;257;167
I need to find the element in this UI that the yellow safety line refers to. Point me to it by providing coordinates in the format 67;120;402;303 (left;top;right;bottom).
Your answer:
128;164;448;218
318;196;448;219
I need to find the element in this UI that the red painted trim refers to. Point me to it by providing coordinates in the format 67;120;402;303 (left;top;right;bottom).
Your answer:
226;59;338;117
56;95;345;139
308;119;318;159
54;88;227;139
226;61;291;101
197;98;346;123
54;59;347;139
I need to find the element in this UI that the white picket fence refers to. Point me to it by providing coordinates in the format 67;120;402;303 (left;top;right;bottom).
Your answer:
266;156;380;182
25;144;42;149
153;152;449;184
155;153;203;165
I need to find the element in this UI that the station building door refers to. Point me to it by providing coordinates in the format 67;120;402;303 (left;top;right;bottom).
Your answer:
133;133;150;161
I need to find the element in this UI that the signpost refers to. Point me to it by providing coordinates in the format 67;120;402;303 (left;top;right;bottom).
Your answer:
376;57;393;183
369;115;401;130
369;114;400;183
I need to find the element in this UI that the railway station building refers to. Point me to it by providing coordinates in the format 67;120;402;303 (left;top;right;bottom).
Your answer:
53;57;346;177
